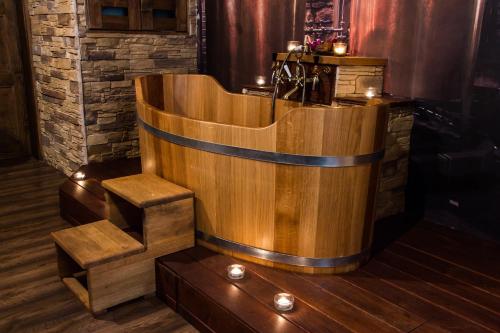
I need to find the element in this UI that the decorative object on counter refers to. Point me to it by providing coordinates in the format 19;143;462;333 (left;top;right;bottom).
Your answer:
274;293;294;311
227;264;245;280
255;76;266;86
305;35;322;51
73;171;86;180
333;41;348;56
314;40;333;54
365;87;377;99
287;40;301;52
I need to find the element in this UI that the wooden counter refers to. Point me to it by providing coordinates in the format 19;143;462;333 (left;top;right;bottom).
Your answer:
276;53;388;66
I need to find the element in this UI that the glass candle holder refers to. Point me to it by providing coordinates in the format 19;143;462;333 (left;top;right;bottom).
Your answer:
73;171;86;180
274;293;294;311
255;75;266;86
227;264;245;280
287;40;301;52
333;42;347;56
365;87;377;99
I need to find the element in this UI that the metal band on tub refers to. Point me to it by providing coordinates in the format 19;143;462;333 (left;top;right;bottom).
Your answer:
138;117;384;168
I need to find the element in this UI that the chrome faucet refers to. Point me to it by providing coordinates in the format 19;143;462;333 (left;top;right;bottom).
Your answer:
271;46;307;121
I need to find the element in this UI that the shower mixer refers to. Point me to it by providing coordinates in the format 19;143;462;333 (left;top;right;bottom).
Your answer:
271;45;307;121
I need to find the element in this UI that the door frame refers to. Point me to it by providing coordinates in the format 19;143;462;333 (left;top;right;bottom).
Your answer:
13;0;40;159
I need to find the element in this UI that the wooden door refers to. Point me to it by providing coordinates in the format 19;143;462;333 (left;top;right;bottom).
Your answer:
0;0;31;160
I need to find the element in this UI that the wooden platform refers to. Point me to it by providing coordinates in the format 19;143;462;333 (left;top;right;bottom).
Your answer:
59;157;141;225
157;222;500;333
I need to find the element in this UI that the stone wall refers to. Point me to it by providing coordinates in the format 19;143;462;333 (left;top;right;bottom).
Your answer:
335;65;384;98
27;0;86;175
375;106;414;220
76;0;198;163
335;96;414;220
28;0;197;174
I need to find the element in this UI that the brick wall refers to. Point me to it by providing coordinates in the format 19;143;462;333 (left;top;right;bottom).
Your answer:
28;0;198;174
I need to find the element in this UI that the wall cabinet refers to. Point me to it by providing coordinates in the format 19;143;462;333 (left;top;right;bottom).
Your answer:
87;0;187;32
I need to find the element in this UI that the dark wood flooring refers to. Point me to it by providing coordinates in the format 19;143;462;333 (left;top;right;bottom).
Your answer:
158;224;500;333
0;160;197;333
0;131;28;166
3;159;500;333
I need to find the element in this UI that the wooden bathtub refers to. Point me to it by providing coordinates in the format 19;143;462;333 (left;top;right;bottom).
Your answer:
135;74;388;273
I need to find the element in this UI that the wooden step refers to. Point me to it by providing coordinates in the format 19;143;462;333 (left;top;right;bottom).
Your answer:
59;158;141;226
102;173;193;208
51;220;145;269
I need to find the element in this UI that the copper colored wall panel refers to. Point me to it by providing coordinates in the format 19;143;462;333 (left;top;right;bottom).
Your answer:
350;0;478;101
206;0;306;92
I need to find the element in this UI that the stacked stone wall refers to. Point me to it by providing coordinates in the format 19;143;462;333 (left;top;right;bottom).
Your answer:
335;65;385;98
28;0;197;173
376;106;414;220
76;0;198;163
27;0;86;174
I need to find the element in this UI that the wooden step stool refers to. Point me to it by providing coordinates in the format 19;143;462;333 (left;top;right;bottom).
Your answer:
52;173;194;315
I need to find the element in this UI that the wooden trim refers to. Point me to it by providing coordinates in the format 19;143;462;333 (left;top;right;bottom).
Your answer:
175;0;187;32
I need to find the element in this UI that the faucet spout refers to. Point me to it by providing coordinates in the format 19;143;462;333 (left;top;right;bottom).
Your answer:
282;85;299;100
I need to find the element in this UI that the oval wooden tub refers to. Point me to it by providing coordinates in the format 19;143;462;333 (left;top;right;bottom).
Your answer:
135;74;388;273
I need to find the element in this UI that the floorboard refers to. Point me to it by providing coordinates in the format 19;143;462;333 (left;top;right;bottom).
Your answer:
0;160;197;333
159;228;500;333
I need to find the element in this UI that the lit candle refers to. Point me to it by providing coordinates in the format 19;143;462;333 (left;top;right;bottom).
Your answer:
255;75;266;86
227;264;245;280
333;42;347;56
365;87;377;99
74;171;86;180
274;293;294;311
287;40;301;52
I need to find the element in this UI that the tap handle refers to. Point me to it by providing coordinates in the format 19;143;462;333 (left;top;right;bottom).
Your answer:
312;75;319;91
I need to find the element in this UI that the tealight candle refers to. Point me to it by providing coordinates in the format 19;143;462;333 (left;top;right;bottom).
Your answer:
255;75;266;86
227;264;245;280
274;293;294;311
287;40;301;52
365;87;377;99
74;171;86;180
333;42;347;56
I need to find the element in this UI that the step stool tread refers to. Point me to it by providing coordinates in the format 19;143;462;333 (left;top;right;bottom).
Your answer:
102;173;193;208
51;220;145;269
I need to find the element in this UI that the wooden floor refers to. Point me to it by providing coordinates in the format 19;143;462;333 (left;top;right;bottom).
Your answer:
158;223;500;333
0;160;197;333
2;159;500;333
